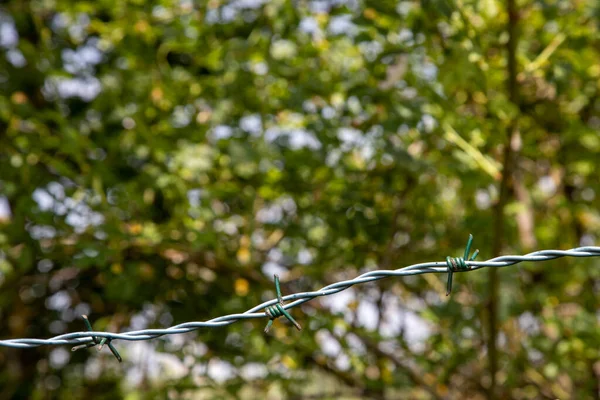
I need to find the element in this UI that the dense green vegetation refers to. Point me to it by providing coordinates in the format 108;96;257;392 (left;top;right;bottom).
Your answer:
1;0;599;398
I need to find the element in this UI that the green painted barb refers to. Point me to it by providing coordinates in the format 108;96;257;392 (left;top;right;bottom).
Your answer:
445;234;480;296
264;274;302;333
71;315;122;362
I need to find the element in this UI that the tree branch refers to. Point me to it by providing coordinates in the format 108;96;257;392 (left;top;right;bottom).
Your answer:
488;0;520;398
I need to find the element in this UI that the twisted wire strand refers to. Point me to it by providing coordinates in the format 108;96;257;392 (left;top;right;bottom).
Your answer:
1;245;599;349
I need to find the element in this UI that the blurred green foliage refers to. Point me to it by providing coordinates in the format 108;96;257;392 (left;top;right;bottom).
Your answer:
0;0;599;399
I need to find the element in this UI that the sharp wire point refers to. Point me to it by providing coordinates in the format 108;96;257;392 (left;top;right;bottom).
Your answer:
97;337;107;351
107;341;123;362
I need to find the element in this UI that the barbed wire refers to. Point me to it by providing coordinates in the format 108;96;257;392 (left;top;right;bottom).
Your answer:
1;235;599;362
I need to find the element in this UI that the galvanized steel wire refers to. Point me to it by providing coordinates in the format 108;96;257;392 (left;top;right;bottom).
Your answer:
1;240;599;359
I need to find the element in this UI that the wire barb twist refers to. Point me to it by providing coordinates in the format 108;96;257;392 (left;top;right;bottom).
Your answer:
445;234;480;296
264;274;302;333
1;240;599;363
71;315;122;362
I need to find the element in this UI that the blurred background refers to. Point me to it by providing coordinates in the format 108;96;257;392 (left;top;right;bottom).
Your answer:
1;0;599;399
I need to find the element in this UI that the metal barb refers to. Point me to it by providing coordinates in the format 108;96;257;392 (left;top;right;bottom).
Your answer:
71;342;95;352
97;337;107;351
264;275;302;333
446;234;479;296
107;341;123;362
70;315;122;362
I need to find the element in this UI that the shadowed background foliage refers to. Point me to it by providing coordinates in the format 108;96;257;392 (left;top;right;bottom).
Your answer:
0;0;599;399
